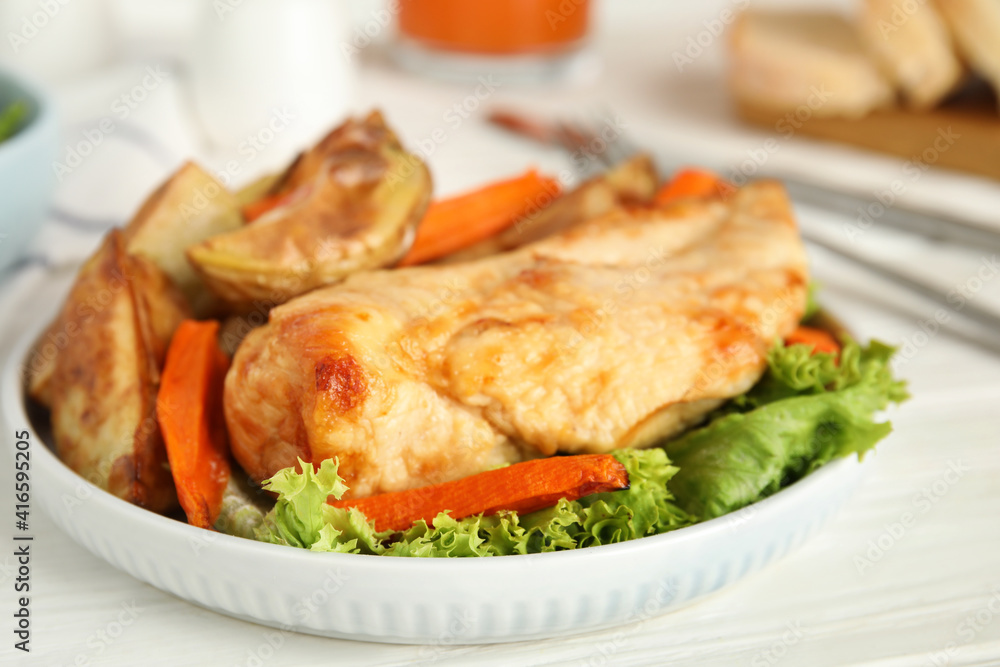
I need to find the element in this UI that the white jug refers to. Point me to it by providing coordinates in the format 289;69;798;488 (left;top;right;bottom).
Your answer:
188;0;356;152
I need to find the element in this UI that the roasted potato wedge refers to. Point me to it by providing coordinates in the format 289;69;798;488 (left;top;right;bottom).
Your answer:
27;163;237;404
122;162;244;315
188;111;432;307
25;325;59;407
44;231;190;512
444;154;658;261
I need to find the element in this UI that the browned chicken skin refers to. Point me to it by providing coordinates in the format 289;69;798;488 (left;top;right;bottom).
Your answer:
225;181;808;498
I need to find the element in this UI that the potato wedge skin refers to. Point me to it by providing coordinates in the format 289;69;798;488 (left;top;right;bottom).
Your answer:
25;320;60;407
47;231;190;512
123;162;244;317
188;112;432;307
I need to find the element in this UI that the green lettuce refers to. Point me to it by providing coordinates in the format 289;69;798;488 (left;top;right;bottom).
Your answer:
663;338;908;520
256;458;384;554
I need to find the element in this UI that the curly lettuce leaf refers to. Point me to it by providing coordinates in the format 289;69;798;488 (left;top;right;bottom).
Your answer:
573;447;691;541
384;514;494;557
663;338;908;521
258;457;347;547
256;458;385;554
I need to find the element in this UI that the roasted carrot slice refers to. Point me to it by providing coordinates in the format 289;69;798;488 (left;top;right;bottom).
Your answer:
398;169;561;266
241;189;299;222
784;325;841;357
330;454;630;532
157;320;232;529
654;168;733;205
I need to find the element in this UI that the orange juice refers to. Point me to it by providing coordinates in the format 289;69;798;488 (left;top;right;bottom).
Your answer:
397;0;591;55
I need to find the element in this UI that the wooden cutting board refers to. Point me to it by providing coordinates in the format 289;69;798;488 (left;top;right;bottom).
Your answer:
737;84;1000;181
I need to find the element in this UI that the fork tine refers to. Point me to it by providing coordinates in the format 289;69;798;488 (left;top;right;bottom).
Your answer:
485;107;641;177
592;108;643;164
550;121;607;179
560;116;637;170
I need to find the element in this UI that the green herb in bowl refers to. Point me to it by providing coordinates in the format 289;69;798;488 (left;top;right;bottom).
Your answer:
0;99;27;142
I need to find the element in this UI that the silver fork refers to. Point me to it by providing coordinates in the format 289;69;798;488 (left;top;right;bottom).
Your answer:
489;109;635;179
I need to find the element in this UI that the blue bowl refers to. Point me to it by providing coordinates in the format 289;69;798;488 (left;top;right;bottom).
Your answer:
0;68;58;273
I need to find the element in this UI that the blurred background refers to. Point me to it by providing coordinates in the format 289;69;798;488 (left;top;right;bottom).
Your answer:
2;3;1000;664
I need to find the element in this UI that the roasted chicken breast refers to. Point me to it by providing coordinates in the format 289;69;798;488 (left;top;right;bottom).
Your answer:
225;181;808;498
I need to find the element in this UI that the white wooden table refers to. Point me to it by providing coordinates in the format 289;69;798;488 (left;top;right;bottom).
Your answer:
3;2;1000;665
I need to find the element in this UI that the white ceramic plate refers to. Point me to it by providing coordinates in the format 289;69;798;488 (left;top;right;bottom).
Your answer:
1;299;868;645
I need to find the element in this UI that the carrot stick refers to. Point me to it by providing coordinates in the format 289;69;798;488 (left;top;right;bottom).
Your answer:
398;169;561;266
784;325;841;357
157;320;232;529
241;190;299;222
330;454;629;532
654;168;733;206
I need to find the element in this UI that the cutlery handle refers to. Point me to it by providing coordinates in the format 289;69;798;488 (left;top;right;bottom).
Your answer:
801;228;1000;333
782;177;1000;254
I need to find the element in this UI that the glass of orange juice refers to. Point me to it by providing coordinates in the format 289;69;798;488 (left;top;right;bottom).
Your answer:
393;0;595;83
